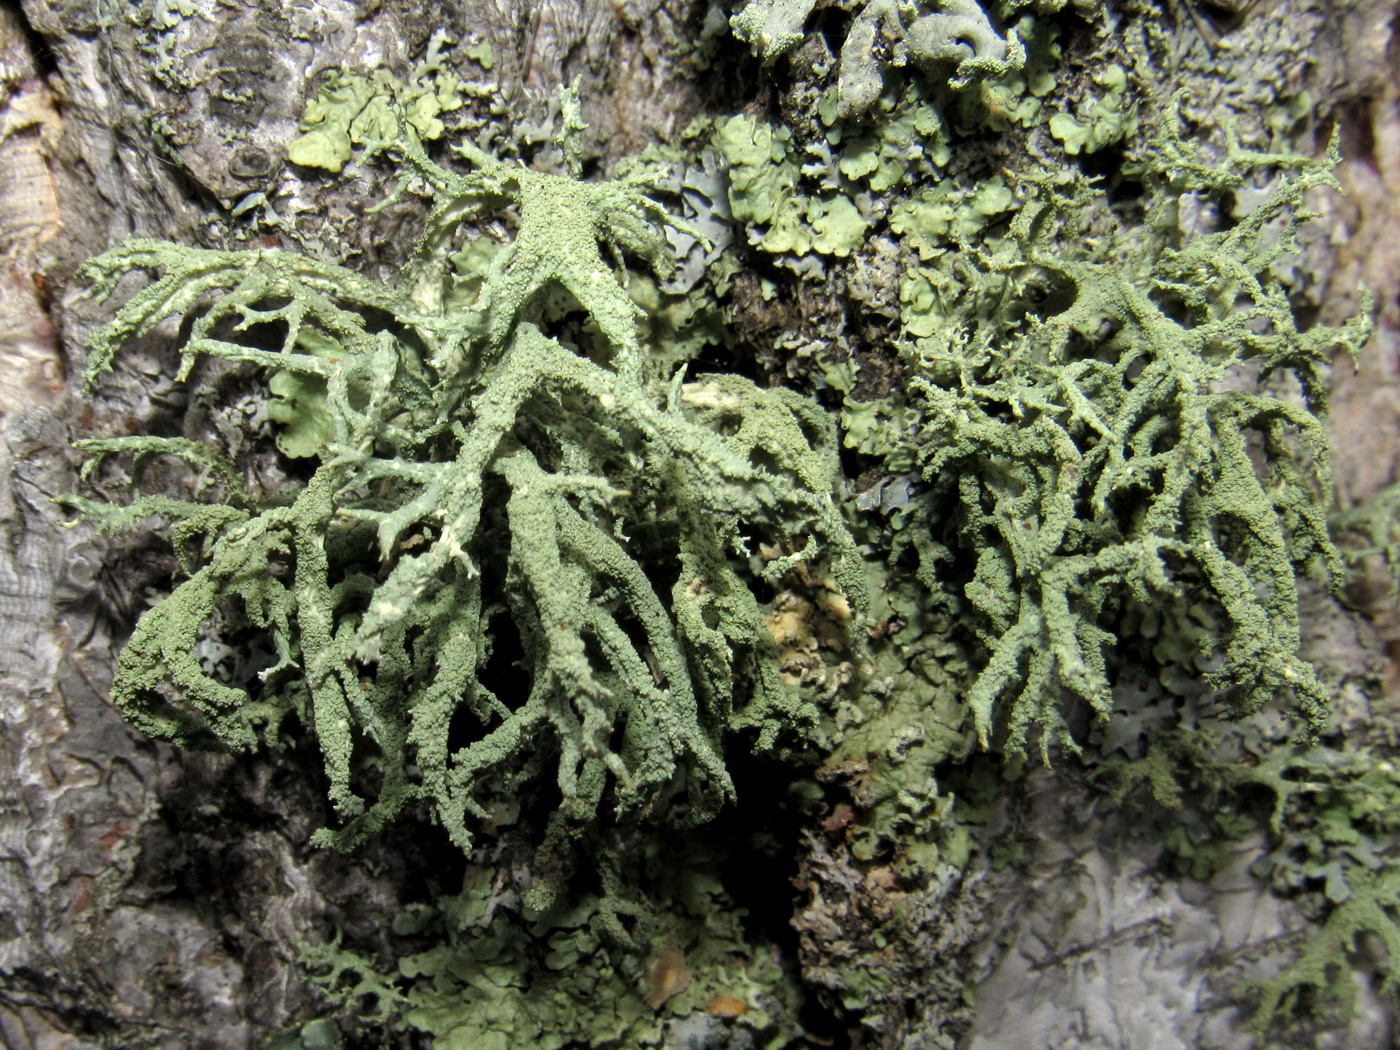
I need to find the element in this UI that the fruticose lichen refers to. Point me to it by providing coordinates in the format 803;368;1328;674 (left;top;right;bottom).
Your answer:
892;103;1372;756
62;3;1394;1044
706;4;1380;1031
65;87;865;905
1334;482;1400;594
734;43;1370;760
1101;724;1400;1035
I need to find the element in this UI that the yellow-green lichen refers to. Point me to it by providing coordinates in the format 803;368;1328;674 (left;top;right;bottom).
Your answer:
287;34;473;173
717;113;871;257
1047;63;1137;155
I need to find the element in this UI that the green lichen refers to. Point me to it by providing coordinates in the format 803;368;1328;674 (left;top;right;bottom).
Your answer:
892;103;1371;756
832;91;950;192
1251;863;1400;1032
64;4;1390;1042
709;1;1382;1040
287;33;470;173
1333;482;1400;594
1103;730;1400;1035
835;0;1031;119
729;0;816;64
1219;744;1400;1033
66;89;866;900
1125;0;1322;152
728;1;1062;124
464;36;494;71
262;1018;343;1050
303;842;808;1048
264;330;346;459
782;573;986;1035
716;5;1060;277
716;113;872;258
1046;62;1136;154
889;174;1015;258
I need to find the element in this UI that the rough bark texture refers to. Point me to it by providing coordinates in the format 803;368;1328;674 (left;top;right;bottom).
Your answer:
1;1;1398;1048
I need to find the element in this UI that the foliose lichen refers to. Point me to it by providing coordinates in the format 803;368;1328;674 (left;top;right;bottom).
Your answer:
64;3;1393;1043
730;0;1048;119
300;836;811;1048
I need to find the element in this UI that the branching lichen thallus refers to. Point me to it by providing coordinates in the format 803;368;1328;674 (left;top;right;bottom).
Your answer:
65;101;865;907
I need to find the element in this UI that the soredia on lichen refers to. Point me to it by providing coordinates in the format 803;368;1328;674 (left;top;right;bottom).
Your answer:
896;101;1372;757
63;87;865;900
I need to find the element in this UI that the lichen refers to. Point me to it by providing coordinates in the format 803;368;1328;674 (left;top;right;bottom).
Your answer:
718;19;1367;762
1103;729;1400;1035
62;4;1392;1043
1046;61;1136;154
716;113;873;259
286;31;471;173
891;102;1371;756
729;0;816;64
302;841;810;1049
832;0;1035;120
65;87;866;903
1333;482;1400;595
711;4;1380;1033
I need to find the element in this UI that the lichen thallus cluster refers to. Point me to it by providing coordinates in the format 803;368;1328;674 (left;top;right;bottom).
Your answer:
896;118;1373;757
63;93;865;904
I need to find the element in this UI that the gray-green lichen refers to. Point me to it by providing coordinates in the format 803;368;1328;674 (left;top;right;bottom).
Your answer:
720;21;1369;757
61;3;1397;1044
729;0;817;64
896;106;1371;756
712;4;1384;1037
1101;723;1400;1035
730;0;1057;119
300;838;811;1048
64;88;866;910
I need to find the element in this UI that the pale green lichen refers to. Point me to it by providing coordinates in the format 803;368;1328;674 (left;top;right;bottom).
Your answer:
264;330;344;458
729;0;816;64
713;2;1382;1040
729;0;1053;120
302;841;809;1048
1248;823;1400;1032
67;90;866;901
889;174;1015;257
892;102;1371;756
287;33;473;173
66;5;1390;1042
716;5;1056;274
1333;482;1400;594
716;113;872;258
834;0;1039;119
1047;62;1137;155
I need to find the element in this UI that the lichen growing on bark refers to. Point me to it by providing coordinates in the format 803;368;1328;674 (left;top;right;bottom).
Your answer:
896;106;1372;756
52;3;1397;1045
63;88;865;904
